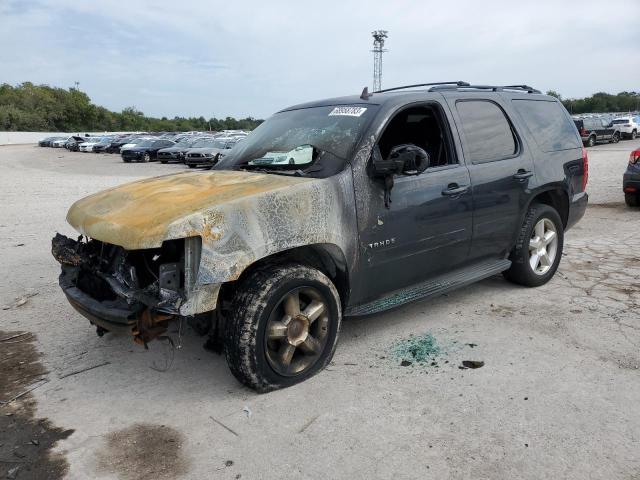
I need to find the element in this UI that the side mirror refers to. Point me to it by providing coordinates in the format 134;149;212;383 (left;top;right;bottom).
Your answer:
372;144;430;177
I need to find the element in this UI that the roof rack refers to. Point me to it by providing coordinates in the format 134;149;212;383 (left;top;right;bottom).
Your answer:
361;82;541;99
375;81;470;94
429;84;541;94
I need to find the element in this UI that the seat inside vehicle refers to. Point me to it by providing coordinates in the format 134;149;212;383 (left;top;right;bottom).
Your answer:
377;105;453;168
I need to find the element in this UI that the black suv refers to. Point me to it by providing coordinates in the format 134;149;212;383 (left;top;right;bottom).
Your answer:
53;82;588;392
573;117;620;146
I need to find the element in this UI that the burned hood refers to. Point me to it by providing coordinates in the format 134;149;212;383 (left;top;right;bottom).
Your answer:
66;170;314;250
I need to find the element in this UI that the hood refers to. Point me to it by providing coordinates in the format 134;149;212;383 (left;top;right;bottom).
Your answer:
186;147;216;154
66;170;314;250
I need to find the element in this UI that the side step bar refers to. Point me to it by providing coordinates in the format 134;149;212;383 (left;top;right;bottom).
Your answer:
346;259;511;317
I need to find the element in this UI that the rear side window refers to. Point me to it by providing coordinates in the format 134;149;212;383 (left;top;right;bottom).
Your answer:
512;100;581;152
456;100;517;163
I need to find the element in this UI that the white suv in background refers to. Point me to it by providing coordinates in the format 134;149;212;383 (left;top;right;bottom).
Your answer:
612;116;640;140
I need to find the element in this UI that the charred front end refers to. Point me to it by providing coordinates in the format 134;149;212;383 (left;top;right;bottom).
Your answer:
52;233;202;344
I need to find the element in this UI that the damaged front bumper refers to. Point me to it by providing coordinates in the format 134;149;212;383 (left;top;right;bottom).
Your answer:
52;233;210;343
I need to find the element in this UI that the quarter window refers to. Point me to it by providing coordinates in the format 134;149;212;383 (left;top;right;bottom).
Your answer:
456;100;517;163
512;100;581;152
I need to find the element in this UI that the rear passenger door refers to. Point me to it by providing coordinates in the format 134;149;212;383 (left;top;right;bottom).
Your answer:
444;96;535;261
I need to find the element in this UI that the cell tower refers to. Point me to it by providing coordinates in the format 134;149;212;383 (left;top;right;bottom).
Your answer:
371;30;388;92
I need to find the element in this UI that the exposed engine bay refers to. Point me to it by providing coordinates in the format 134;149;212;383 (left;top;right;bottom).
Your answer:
52;233;201;345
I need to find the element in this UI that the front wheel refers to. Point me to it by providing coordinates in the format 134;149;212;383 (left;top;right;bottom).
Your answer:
503;203;564;287
632;130;637;140
625;192;639;207
142;152;151;163
612;133;620;144
224;264;342;392
588;136;596;147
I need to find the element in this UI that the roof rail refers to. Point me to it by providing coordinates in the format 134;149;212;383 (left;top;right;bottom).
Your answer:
373;81;470;94
429;84;541;94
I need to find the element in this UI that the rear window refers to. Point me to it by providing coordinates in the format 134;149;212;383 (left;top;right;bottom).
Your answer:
456;100;518;163
612;119;629;124
512;100;581;152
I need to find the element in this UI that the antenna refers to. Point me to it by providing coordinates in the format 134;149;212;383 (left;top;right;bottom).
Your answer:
371;30;388;92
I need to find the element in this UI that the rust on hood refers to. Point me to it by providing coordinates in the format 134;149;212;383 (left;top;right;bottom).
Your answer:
66;170;313;250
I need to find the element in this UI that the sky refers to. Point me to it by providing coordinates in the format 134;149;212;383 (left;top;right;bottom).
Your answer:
1;0;638;119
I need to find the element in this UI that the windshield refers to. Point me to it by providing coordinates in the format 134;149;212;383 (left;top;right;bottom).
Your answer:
217;104;375;176
137;140;154;147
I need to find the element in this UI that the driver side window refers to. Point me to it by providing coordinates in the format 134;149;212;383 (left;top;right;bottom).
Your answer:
377;104;455;171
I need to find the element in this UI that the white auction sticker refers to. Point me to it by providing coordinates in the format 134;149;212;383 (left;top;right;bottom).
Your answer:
328;106;367;117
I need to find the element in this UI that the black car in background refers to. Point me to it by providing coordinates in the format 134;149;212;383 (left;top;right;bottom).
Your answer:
573;118;621;146
105;136;137;153
91;136;116;153
157;137;205;164
64;136;87;150
121;139;175;163
38;136;66;147
66;136;90;151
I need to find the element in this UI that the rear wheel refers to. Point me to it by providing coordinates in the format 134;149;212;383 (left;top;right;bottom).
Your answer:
503;203;564;287
160;160;168;164
187;164;196;168
632;130;637;140
142;152;151;163
625;192;639;207
224;263;341;392
612;132;620;143
587;135;596;147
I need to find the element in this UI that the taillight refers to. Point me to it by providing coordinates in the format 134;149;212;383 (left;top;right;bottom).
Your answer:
630;150;640;165
582;147;589;191
579;127;588;136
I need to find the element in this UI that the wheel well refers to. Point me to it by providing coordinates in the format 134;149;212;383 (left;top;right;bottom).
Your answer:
218;244;350;311
531;189;569;228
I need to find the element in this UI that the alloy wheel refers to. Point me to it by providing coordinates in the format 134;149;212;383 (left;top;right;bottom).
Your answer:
264;287;330;376
528;218;558;275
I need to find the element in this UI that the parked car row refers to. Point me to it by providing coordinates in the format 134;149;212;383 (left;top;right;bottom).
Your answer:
573;115;640;147
38;130;249;169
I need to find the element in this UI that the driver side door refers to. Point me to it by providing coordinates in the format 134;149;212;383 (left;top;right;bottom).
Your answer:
355;103;473;303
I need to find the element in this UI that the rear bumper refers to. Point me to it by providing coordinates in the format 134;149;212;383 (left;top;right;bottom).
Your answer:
567;191;588;230
623;171;640;192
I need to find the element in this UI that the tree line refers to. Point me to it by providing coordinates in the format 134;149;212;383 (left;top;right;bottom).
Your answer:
546;90;640;115
0;82;263;132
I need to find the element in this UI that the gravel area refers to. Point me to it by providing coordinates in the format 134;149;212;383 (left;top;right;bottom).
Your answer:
0;141;638;479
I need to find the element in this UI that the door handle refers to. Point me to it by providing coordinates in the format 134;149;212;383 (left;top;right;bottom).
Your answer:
513;170;533;181
441;184;469;196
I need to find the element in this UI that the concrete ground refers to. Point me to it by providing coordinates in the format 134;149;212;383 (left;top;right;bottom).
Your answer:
0;141;638;480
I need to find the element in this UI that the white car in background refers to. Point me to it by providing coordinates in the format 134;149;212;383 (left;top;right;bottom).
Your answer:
611;116;640;140
51;137;70;148
78;137;103;152
120;137;152;152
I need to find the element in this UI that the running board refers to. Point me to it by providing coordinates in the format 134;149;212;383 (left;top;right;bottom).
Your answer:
346;259;511;317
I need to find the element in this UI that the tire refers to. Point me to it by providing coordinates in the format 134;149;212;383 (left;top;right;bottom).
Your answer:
142;152;151;163
160;160;168;164
612;133;620;144
503;203;564;287
625;193;639;207
224;263;342;392
123;158;131;163
587;136;596;147
188;164;196;168
632;130;637;140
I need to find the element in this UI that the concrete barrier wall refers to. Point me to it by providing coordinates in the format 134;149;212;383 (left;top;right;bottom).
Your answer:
0;132;129;145
0;132;71;145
